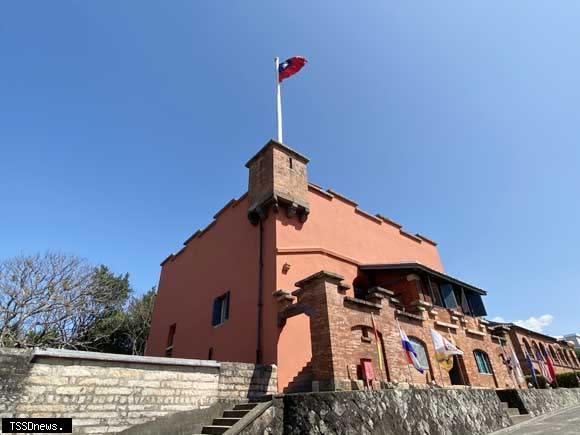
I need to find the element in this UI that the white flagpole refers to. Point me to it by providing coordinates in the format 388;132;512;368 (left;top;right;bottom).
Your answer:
274;57;283;143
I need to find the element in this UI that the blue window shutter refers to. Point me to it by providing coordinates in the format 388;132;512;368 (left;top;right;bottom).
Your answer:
465;292;487;317
440;283;457;308
212;298;221;326
459;288;471;315
224;292;230;321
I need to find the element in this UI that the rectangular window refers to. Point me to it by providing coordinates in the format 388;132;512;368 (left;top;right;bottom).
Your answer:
429;278;444;307
457;287;472;315
465;292;487;317
165;323;176;357
439;283;458;308
474;350;492;374
453;287;463;311
212;291;230;326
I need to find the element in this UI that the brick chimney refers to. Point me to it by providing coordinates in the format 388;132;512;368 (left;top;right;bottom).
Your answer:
245;139;310;224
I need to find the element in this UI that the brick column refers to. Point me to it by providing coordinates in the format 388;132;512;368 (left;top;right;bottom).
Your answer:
294;271;346;390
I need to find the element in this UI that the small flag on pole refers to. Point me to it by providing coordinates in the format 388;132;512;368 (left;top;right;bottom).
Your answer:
278;56;307;82
399;326;425;374
546;355;557;385
430;328;463;372
525;350;539;388
370;313;384;372
511;345;525;383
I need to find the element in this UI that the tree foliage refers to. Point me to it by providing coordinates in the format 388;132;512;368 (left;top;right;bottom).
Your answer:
0;252;155;355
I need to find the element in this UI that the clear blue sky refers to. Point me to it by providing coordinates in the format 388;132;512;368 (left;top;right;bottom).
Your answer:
1;2;579;336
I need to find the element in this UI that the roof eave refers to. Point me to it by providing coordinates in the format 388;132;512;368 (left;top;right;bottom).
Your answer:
360;262;487;295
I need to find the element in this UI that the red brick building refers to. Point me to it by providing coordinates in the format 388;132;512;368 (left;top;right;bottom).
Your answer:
146;140;543;392
490;323;580;379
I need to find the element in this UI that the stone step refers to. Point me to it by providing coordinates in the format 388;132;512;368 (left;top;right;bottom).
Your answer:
201;425;230;435
212;417;240;427
510;414;531;425
233;403;259;411
223;410;249;419
506;408;521;417
499;402;509;409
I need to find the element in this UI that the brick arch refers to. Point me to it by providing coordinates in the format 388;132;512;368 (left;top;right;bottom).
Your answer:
521;338;533;357
539;342;549;359
566;349;577;367
572;351;580;368
407;335;434;381
558;348;568;366
548;345;559;364
562;348;572;365
531;340;541;359
277;313;312;392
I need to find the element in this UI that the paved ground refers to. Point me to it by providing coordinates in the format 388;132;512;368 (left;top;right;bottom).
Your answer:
500;405;580;435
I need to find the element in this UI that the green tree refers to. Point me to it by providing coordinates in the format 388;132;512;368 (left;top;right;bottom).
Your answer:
122;288;156;355
0;253;156;355
79;265;132;353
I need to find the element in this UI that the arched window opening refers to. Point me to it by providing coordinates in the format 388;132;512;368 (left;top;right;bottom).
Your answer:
558;348;568;366
549;345;559;364
474;350;493;374
531;341;541;359
562;349;571;365
571;351;580;368
522;338;533;358
539;343;549;359
566;350;575;367
408;337;430;372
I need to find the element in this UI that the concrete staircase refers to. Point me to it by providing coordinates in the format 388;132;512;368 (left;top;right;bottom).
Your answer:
499;400;531;425
283;361;313;394
193;402;261;435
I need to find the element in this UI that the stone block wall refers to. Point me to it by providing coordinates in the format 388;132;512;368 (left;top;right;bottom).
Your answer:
218;362;277;400
0;348;276;435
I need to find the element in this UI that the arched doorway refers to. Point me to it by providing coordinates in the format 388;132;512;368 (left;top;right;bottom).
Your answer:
449;354;470;386
277;313;312;393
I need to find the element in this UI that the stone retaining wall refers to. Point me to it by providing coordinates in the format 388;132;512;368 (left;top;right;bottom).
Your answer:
0;348;276;435
277;389;512;435
497;388;580;417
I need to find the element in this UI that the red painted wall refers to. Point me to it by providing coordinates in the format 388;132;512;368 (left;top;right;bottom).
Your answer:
146;195;277;365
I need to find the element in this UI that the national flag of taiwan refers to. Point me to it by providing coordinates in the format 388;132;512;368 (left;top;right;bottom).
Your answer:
278;56;307;82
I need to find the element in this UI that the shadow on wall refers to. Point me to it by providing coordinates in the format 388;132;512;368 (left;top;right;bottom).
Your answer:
0;348;34;415
248;364;274;400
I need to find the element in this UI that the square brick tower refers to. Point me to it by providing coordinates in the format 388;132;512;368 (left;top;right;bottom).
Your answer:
245;139;310;224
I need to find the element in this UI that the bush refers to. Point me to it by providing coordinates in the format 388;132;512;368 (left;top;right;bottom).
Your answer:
555;372;580;388
525;375;548;389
